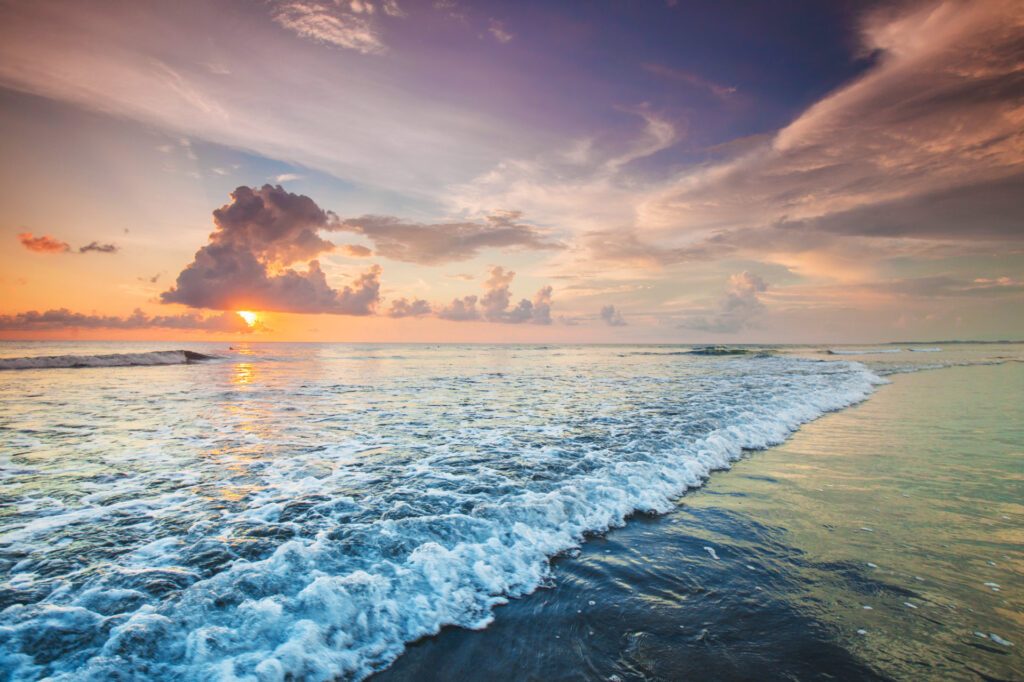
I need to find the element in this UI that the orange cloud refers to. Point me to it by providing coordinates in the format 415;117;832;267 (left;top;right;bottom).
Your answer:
18;232;70;253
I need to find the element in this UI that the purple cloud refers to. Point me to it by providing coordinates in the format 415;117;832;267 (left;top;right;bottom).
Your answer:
0;308;252;332
162;185;381;315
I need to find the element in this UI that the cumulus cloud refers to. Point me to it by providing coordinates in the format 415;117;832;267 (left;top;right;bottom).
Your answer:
437;295;479;321
161;185;381;314
18;232;70;253
388;297;432;318
437;266;553;324
682;272;768;333
600;304;627;326
336;210;563;265
0;308;252;332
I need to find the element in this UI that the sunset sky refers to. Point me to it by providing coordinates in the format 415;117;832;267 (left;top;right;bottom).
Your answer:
1;0;1021;342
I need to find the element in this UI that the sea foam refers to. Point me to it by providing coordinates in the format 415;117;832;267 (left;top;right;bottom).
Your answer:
0;354;883;681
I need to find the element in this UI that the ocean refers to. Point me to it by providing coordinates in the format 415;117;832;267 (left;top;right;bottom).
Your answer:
0;342;1020;680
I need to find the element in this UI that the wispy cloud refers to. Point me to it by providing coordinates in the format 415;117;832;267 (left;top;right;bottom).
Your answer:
18;233;119;255
18;232;70;254
78;241;119;254
272;1;386;54
643;62;736;98
488;19;513;44
336;210;563;264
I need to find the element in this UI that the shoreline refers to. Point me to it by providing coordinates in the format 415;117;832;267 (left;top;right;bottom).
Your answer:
376;363;1023;681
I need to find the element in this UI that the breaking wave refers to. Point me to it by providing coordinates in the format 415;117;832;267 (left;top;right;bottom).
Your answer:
0;355;883;681
0;350;216;370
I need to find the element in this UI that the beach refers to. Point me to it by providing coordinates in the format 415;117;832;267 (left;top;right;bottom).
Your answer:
0;343;1020;680
380;361;1023;681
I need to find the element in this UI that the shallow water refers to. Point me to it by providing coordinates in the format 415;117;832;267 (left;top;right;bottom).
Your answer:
0;343;1020;680
381;361;1024;681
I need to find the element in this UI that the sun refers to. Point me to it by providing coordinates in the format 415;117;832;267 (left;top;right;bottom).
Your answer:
237;310;258;327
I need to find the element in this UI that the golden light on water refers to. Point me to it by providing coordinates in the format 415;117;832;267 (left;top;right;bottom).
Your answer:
237;310;258;327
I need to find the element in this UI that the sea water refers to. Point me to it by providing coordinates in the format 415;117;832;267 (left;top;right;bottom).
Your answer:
0;342;1018;680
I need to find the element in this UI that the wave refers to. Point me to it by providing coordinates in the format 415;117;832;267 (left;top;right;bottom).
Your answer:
0;358;884;681
0;350;216;370
827;348;903;355
908;347;942;352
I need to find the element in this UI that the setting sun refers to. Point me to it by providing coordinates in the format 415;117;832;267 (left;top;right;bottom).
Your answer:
237;310;258;327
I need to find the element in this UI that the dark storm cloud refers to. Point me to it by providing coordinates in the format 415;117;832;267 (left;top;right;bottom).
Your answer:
161;185;381;315
336;210;563;265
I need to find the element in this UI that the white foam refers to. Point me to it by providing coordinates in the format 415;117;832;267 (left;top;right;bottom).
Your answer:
0;355;884;681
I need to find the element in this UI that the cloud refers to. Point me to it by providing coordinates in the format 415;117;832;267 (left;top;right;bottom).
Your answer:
18;233;120;255
273;173;304;183
681;271;768;333
488;20;513;44
388;297;432;317
600;304;627;326
78;241;119;254
586;229;726;267
340;244;373;257
336;210;563;264
436;266;552;324
161;185;381;314
437;295;479;321
642;1;1024;243
642;63;736;98
0;308;252;332
272;1;385;54
858;275;1024;298
18;232;70;253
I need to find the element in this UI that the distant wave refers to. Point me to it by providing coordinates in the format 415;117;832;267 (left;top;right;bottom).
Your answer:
827;348;903;355
0;350;216;370
908;347;942;352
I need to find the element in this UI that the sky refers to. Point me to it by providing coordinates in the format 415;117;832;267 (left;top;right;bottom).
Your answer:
0;0;1021;343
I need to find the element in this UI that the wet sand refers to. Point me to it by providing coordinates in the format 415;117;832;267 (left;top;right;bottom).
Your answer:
377;362;1023;681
